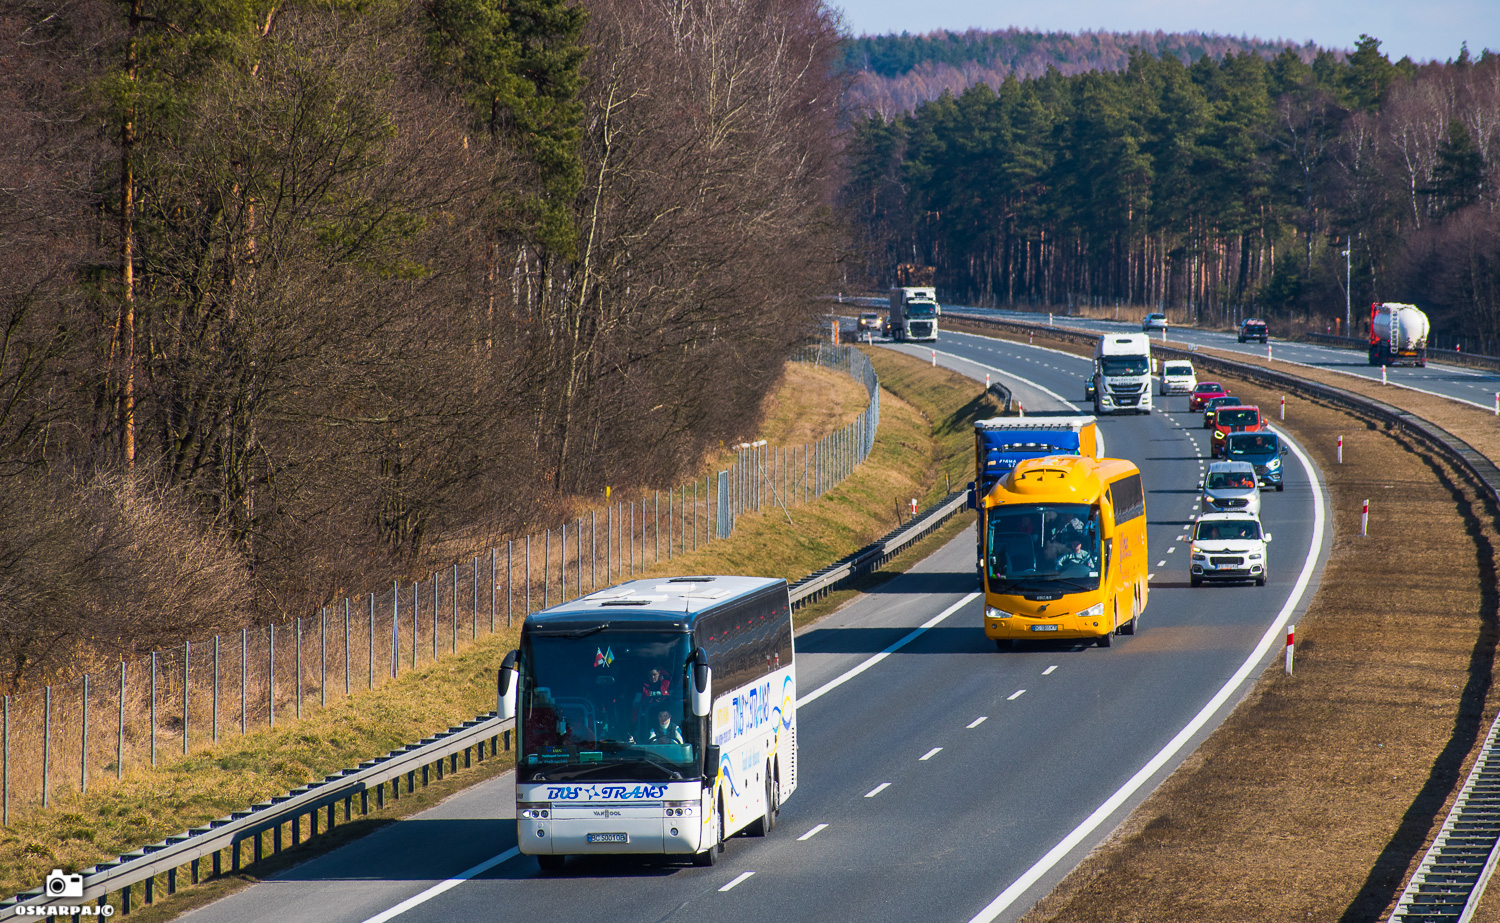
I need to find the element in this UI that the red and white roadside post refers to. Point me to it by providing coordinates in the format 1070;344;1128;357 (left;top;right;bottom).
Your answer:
1494;392;1498;416
1337;435;1343;464
1381;365;1388;385
1360;499;1369;536
985;373;991;393
1285;625;1295;675
931;350;936;367
1280;396;1285;420
910;498;918;516
1266;342;1272;361
1028;330;1034;345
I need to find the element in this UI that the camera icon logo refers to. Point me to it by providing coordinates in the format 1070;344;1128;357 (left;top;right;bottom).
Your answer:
45;869;84;899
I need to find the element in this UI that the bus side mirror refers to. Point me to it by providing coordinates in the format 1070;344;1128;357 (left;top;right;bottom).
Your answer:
497;650;519;721
691;649;712;717
704;744;722;780
966;481;977;511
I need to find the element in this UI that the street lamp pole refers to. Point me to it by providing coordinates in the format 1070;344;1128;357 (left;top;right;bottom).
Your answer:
1344;235;1351;337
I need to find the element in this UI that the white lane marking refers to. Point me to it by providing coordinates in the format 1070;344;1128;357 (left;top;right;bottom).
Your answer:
798;593;980;707
1043;666;1058;675
357;848;520;923
798;823;829;841
864;782;891;798
1157;560;1166;567
966;423;1329;923
919;747;943;761
968;716;988;728
1167;547;1176;553
916;340;1080;408
719;871;755;892
1007;689;1026;701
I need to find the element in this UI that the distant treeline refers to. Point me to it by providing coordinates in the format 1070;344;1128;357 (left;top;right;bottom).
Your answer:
840;38;1500;350
841;28;1327;116
0;0;842;688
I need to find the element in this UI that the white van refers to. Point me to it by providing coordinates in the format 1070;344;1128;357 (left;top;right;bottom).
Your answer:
1160;360;1197;396
1086;333;1153;415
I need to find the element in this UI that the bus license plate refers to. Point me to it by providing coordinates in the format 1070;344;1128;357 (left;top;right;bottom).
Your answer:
588;833;629;843
1030;624;1059;632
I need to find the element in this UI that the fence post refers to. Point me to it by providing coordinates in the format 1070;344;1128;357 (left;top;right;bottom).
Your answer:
491;548;497;634
320;607;327;708
119;662;127;778
81;675;89;795
183;640;190;754
560;523;567;601
42;686;50;806
343;599;350;698
3;694;8;824
391;581;399;679
241;629;248;734
268;625;275;728
411;581;418;669
526;535;532;613
369;593;376;690
544;530;550;608
508;540;514;626
472;557;478;640
150;651;158;763
296;617;303;720
591;511;597;591
452;563;459;654
213;634;220;742
431;575;438;661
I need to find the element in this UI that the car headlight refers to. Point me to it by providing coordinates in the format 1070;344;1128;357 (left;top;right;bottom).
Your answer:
1079;603;1104;618
1190;547;1203;558
1267;457;1281;469
1249;552;1262;560
986;606;1013;619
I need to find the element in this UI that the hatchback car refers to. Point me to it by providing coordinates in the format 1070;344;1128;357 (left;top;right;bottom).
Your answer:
1201;394;1242;429
1142;312;1168;332
1189;381;1228;412
1200;460;1261;517
857;312;883;336
1188;512;1272;587
1209;405;1264;457
1224;431;1288;491
1238;318;1269;343
1160;360;1197;396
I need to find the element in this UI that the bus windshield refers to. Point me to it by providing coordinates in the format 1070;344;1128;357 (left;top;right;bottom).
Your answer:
1099;356;1148;376
986;503;1102;593
518;630;698;784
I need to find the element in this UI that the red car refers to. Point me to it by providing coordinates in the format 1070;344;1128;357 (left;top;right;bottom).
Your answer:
1188;381;1228;412
1210;405;1264;457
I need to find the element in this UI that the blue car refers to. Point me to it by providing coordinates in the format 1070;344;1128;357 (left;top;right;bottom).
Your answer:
1223;431;1288;491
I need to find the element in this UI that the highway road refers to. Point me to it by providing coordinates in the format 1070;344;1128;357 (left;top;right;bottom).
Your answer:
179;329;1332;923
947;305;1500;412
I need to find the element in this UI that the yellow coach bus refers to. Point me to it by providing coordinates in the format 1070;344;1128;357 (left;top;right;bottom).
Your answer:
981;455;1148;649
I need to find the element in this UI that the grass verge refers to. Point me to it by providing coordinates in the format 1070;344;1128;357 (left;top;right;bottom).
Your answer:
0;345;996;915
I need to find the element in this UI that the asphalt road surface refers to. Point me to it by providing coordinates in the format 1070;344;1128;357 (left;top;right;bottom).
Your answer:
180;329;1332;923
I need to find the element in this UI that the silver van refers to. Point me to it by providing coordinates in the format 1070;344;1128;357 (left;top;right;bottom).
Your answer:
1200;460;1261;517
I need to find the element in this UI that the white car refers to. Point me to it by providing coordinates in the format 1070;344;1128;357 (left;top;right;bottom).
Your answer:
1142;312;1168;332
1200;460;1261;517
1188;512;1271;587
1160;360;1197;395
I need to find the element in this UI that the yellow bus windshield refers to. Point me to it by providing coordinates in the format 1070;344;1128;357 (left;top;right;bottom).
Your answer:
985;503;1102;593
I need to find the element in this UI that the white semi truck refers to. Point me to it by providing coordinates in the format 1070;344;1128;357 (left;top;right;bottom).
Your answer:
1368;302;1429;367
889;287;939;342
1086;332;1153;414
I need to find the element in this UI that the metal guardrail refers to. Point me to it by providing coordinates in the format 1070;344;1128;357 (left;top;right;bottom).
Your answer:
1300;332;1500;373
952;311;1500;921
0;463;973;919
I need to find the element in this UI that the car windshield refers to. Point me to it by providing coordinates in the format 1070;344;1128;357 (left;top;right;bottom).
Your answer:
1100;356;1149;376
1195;384;1222;394
985;503;1101;593
1195;520;1261;541
1216;409;1258;427
1164;364;1192;376
1207;397;1237;410
518;630;698;783
1207;471;1255;490
1227;435;1277;457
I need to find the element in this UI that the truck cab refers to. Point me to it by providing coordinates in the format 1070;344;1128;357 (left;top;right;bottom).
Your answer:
1088;333;1153;415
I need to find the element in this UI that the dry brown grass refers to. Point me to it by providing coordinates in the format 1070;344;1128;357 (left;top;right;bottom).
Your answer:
959;328;1500;922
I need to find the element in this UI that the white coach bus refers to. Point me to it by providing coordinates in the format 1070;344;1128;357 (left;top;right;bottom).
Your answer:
498;575;798;870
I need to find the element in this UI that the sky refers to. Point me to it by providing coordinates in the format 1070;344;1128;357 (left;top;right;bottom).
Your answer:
831;0;1498;65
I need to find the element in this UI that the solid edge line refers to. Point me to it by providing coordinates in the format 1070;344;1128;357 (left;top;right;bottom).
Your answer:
965;416;1328;923
798;593;980;708
359;847;521;923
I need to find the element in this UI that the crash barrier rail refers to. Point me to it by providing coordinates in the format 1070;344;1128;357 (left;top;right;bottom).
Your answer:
1300;332;1500;374
0;344;879;831
951;311;1500;921
0;477;971;917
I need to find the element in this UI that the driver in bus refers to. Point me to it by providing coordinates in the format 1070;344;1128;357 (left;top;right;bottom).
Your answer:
648;708;684;745
1056;534;1097;570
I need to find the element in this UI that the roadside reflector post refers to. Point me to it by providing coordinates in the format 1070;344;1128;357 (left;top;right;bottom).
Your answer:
1285;625;1295;675
910;498;918;516
1028;331;1033;344
1381;365;1387;385
1266;343;1272;361
1048;313;1054;326
985;373;990;393
1494;392;1498;416
1361;499;1369;536
1280;396;1285;420
1338;436;1343;464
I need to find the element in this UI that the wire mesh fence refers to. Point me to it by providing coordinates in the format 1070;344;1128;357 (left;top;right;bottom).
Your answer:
0;344;880;824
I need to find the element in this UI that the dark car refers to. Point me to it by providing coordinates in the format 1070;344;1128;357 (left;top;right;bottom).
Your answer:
1224;431;1288;491
1238;318;1268;343
1202;394;1241;429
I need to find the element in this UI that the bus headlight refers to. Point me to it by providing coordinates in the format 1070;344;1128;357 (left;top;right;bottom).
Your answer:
1079;603;1104;619
519;803;551;819
986;606;1013;619
665;801;696;817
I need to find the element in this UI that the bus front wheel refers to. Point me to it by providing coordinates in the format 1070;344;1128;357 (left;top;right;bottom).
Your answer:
695;803;724;866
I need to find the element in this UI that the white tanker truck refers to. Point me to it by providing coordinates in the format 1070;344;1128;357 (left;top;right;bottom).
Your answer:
1368;302;1429;367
